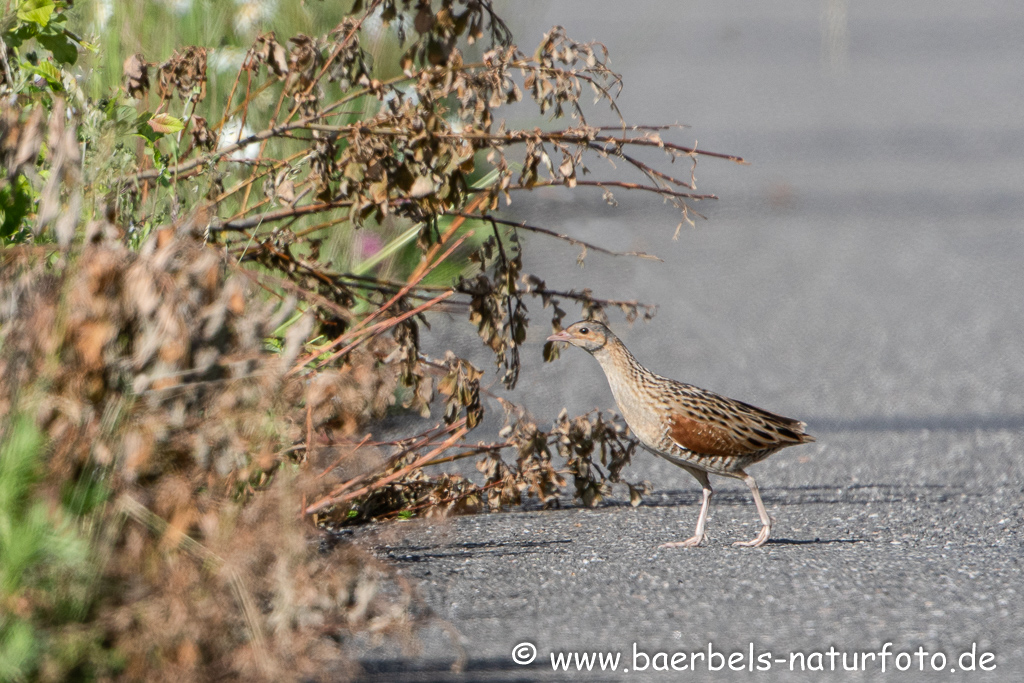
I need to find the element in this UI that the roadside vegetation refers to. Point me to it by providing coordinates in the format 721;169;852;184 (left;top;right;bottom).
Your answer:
0;0;743;678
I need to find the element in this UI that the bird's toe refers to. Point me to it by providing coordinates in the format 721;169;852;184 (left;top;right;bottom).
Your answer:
660;534;706;549
732;526;770;548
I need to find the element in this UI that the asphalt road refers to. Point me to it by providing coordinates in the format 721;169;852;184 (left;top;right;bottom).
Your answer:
353;2;1024;680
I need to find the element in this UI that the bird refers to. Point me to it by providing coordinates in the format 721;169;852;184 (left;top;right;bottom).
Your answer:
547;320;815;548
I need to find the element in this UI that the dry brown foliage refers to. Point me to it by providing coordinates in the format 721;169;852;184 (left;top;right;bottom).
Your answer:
1;0;746;677
1;227;426;680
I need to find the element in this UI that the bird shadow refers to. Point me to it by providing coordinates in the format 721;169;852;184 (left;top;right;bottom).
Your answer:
609;482;973;509
361;484;971;562
380;538;574;564
765;537;870;546
375;532;872;562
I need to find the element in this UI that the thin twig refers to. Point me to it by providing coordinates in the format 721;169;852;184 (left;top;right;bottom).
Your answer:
447;212;662;261
305;420;469;515
316;433;372;479
310;289;456;372
291;233;471;373
472;180;717;201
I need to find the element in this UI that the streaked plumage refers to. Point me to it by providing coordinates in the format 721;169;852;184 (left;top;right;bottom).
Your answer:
548;320;815;548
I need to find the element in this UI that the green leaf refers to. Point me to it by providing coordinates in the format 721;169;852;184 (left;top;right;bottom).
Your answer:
60;474;110;517
0;414;44;527
5;22;38;49
0;175;34;241
17;0;56;27
110;104;136;127
132;113;161;143
147;113;185;135
36;28;78;66
32;60;62;88
0;618;39;681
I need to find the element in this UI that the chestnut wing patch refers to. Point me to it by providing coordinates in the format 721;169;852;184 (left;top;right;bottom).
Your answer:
668;413;756;457
664;382;814;457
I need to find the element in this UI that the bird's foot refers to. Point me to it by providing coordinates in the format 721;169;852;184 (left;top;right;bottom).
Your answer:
660;534;707;549
732;525;771;548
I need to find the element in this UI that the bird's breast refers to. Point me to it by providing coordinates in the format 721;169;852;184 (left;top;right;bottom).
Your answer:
602;367;665;449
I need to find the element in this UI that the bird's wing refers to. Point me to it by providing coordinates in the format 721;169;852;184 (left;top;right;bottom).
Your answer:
666;388;814;457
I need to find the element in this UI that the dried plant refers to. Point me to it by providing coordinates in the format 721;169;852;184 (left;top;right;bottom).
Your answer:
0;0;745;679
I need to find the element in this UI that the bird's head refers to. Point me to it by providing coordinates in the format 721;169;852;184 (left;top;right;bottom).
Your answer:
546;320;614;354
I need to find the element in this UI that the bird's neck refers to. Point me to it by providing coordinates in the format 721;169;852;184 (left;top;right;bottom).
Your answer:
591;338;655;390
590;337;663;444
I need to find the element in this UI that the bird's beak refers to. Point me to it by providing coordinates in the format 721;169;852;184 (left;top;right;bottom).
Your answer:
546;330;573;343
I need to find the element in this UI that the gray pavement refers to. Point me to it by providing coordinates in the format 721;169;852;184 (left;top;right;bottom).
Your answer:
354;2;1024;680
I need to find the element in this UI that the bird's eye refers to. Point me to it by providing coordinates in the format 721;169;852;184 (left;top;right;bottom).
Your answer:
578;327;589;334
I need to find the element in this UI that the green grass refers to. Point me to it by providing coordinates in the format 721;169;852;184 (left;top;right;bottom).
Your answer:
69;0;499;285
0;414;110;681
74;0;362;102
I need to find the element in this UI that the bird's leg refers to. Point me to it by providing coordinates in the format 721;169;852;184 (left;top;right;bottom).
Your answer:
660;466;712;549
733;472;772;548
